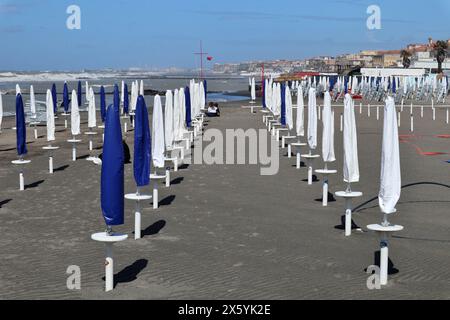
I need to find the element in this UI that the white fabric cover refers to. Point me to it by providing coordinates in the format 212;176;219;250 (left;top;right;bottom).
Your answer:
71;90;81;136
307;88;317;150
173;89;181;141
16;84;21;96
322;91;335;163
379;96;401;214
46;90;55;142
152;95;165;168
285;86;293;130
164;90;174;150
30;85;36;115
88;87;96;128
296;86;304;137
343;94;359;183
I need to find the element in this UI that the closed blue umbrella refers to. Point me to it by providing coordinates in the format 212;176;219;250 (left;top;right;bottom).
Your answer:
63;82;69;113
123;83;129;115
100;86;106;123
262;79;266;109
16;94;27;157
101;103;125;228
185;86;192;128
392;77;396;94
203;80;208;102
280;83;286;126
344;77;348;94
133;96;151;188
114;84;120;111
51;83;57;113
77;81;82;107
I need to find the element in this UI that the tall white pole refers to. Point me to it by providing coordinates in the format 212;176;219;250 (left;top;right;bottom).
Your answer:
380;237;389;286
410;115;414;132
105;244;114;292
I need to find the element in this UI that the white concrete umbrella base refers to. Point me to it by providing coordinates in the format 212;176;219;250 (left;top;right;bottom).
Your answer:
30;122;41;140
11;159;31;191
42;146;60;174
67;139;82;162
91;232;128;292
367;222;404;286
315;169;338;206
301;154;320;184
291;142;307;167
125;193;152;240
335;191;363;237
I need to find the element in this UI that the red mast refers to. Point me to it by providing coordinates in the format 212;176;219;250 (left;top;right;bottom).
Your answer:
194;41;209;81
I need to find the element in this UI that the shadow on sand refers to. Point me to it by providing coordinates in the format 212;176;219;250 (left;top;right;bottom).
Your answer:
159;195;176;207
25;180;45;190
54;165;70;172
170;177;184;185
364;251;399;275
103;259;148;288
334;215;361;231
0;199;12;208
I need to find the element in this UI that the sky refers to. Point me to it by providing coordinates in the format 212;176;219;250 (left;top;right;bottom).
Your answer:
0;0;449;71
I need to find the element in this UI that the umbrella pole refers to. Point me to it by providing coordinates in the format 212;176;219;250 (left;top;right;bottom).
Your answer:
135;187;141;240
165;167;171;188
153;182;158;210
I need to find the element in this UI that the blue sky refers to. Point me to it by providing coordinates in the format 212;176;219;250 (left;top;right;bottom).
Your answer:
0;0;449;71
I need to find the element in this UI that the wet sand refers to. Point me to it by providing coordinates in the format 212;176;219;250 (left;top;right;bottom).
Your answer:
0;101;449;300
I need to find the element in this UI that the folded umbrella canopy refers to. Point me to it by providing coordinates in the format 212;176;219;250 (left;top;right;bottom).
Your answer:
280;83;286;126
164;90;174;150
30;85;36;116
140;80;144;96
322;91;335;163
262;79;267;109
77;81;82;107
285;85;293;130
46;90;55;142
51;83;57;113
200;81;206;115
185;86;192;128
251;77;256;101
100;86;106;123
63;82;69;113
275;83;281;116
123;83;129;115
152;95;166;169
85;81;89;104
16;84;21;96
16;94;27;156
296;86;305;137
113;84;119;111
379;96;401;215
121;81;125;105
307;88;317;150
88;87;97;129
71;90;81;136
343;93;359;183
173;89;181;141
179;88;187;136
134;96;151;188
203;80;208;102
101;103;125;227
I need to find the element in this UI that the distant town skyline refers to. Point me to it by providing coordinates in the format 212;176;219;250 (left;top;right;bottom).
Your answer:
0;0;449;71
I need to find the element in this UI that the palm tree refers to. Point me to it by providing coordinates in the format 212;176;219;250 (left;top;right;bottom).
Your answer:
400;49;412;68
433;40;448;73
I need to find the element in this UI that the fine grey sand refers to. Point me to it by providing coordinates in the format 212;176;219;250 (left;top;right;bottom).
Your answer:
0;100;449;300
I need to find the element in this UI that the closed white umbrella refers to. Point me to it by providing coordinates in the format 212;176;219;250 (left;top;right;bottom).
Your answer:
296;86;305;138
152;95;165;169
140;80;144;96
285;85;293;130
30;85;36;116
173;89;181;141
85;81;89;104
200;81;206;112
307;88;317;150
121;81;125;104
322;91;335;163
179;88;187;136
88;87;97;129
46;89;55;142
274;83;281;116
164;90;174;150
379;96;401;215
251;77;256;101
343;93;359;185
71;90;80;136
0;92;3;131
